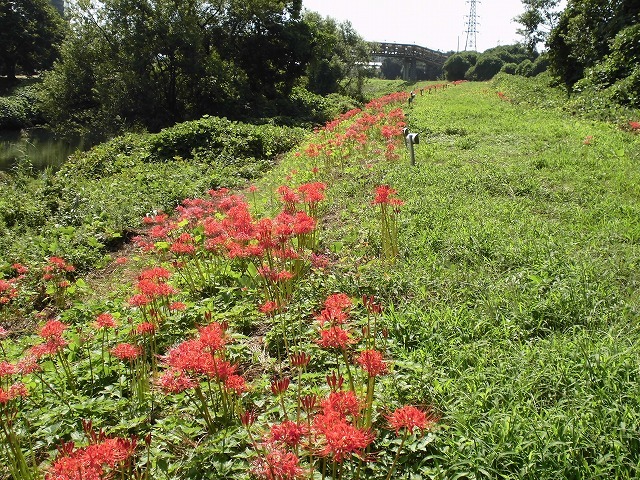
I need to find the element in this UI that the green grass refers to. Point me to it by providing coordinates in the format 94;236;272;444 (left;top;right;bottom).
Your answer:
256;79;640;478
2;78;640;479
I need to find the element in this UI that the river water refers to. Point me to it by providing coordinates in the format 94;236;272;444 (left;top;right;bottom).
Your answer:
0;128;87;172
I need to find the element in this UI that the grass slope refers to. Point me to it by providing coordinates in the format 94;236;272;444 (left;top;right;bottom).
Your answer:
259;80;640;478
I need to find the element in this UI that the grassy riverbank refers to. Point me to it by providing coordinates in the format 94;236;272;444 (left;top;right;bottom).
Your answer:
1;77;639;479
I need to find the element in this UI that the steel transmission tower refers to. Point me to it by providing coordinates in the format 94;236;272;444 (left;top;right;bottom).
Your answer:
464;0;479;51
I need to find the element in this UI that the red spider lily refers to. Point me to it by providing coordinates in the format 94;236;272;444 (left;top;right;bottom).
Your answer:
630;121;640;131
169;301;186;311
135;322;156;335
313;412;375;462
290;352;310;368
94;313;117;330
156;368;197;394
356;349;388;377
259;300;280;316
321;390;362;419
46;436;137;480
240;409;259;427
251;448;305;480
11;263;28;275
372;185;399;205
326;372;344;391
0;382;29;403
301;394;317;413
317;326;355;350
0;360;17;377
198;322;228;353
224;374;248;394
297;182;326;204
138;267;171;282
16;355;40;374
39;319;69;338
362;295;383;315
269;420;307;447
29;337;69;359
386;405;438;435
111;343;142;361
271;377;291;396
0;326;8;338
324;293;352;311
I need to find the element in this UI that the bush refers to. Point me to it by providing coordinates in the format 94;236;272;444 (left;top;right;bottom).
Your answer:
0;84;43;129
501;63;518;75
516;59;534;77
444;52;478;81
466;56;504;81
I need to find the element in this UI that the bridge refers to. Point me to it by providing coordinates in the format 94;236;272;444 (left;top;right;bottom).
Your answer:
369;42;450;81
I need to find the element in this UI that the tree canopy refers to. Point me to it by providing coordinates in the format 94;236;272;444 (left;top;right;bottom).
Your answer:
0;0;66;81
38;0;370;136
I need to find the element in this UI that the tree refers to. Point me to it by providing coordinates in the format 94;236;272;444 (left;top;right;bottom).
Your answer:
40;0;312;135
514;0;561;52
443;52;477;81
0;0;66;81
547;0;640;89
302;13;371;97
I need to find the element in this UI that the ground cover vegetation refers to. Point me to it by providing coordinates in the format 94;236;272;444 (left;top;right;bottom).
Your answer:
1;72;640;479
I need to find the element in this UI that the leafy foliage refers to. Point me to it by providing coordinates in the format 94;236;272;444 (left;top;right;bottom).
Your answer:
0;0;66;80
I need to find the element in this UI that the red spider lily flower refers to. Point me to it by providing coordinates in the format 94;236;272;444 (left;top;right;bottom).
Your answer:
269;420;307;447
224;374;248;395
271;377;290;396
0;325;8;338
362;295;383;315
629;121;640;131
251;448;305;480
29;337;68;359
356;349;388;377
94;313;117;329
324;293;352;311
301;394;317;413
39;319;69;338
292;211;316;235
58;280;71;288
314;306;349;326
290;352;311;368
114;256;128;265
583;135;593;145
111;343;142;361
259;300;280;316
0;383;29;404
321;390;362;419
386;405;438;435
313;413;375;462
276;185;301;207
326;371;344;391
372;185;398;205
169;301;187;311
12;263;28;275
205;357;237;382
136;322;156;335
297;182;326;204
17;355;41;374
198;322;228;353
138;267;171;281
164;339;211;374
127;293;151;307
317;326;356;350
240;408;259;426
157;368;197;394
0;360;17;378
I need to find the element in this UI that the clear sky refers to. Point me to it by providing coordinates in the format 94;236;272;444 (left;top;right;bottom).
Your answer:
302;0;528;53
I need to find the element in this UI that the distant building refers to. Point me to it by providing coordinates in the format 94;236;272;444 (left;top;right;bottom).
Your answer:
50;0;64;16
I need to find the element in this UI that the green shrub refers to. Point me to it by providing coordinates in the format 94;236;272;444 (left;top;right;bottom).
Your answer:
516;59;534;77
466;56;504;81
501;63;518;75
